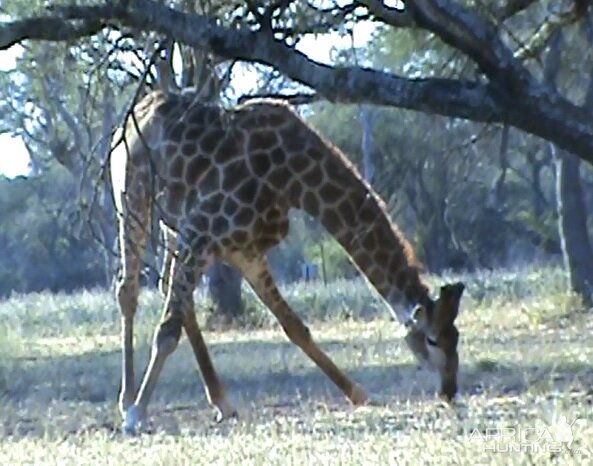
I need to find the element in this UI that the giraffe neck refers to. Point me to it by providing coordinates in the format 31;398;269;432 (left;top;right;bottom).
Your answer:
286;133;434;321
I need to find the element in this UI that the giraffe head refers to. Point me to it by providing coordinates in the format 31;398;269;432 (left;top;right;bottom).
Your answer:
404;282;465;401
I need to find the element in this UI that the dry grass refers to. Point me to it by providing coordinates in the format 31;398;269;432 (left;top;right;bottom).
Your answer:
0;265;592;465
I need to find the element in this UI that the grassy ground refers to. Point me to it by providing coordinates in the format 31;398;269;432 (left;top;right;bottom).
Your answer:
0;264;592;465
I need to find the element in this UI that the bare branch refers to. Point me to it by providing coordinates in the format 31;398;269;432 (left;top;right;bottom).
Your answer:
238;92;320;105
356;0;414;27
493;0;538;21
0;15;104;49
1;0;593;164
406;0;523;80
513;1;587;60
0;2;499;117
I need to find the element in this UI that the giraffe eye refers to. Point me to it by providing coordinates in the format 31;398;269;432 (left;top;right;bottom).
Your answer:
426;336;438;347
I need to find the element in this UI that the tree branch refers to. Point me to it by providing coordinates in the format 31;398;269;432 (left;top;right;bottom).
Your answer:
0;16;104;49
356;0;414;27
238;91;320;105
2;0;593;164
406;0;528;85
0;2;501;117
493;0;538;21
514;1;586;60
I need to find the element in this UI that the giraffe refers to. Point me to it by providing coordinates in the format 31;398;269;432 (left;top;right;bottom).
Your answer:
111;89;465;434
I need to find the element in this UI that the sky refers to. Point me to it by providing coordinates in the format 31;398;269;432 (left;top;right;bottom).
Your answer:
0;20;376;179
0;44;31;178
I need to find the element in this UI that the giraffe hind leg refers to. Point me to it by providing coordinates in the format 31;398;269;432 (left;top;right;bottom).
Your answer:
122;237;234;433
183;297;237;423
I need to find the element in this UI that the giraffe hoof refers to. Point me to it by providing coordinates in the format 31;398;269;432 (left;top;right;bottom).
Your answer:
119;401;132;419
350;384;382;407
214;409;238;424
122;405;142;435
438;392;459;406
213;398;238;423
350;384;370;406
122;422;137;436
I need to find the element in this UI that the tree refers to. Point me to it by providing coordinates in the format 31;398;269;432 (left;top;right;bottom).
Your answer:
0;32;138;290
2;1;593;160
544;26;593;305
2;0;593;302
555;148;593;306
0;168;108;295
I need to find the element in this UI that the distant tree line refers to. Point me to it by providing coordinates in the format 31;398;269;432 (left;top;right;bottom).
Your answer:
3;100;589;297
1;0;593;307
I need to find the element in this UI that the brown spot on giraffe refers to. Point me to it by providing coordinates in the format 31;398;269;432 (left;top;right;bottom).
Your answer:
319;183;343;205
302;191;320;217
181;141;198;157
200;129;225;153
235;178;259;201
247;130;278;152
212;215;230;236
302;165;323;187
268;166;291;189
110;90;465;434
169;121;185;141
168;156;185;179
214;133;243;164
186;156;211;184
223;196;240;216
200;192;224;215
249;152;272;177
230;229;249;245
337;198;355;221
288;154;311;173
222;160;248;191
165;181;186;216
184;126;203;140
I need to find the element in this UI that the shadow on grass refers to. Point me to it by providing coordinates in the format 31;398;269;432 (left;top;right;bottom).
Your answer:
3;335;593;408
2;330;593;440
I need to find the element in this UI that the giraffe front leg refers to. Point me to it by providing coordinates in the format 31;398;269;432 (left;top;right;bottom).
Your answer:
170;250;236;422
122;243;234;433
122;312;183;434
122;260;190;434
116;278;138;416
241;256;371;406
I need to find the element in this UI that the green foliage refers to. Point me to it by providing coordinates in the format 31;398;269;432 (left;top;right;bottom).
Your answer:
0;167;109;296
266;209;357;285
1;0;592;296
308;237;356;280
307;91;567;271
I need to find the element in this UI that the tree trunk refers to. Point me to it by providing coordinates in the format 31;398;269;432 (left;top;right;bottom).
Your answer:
319;241;328;286
554;147;593;307
545;27;593;308
358;105;376;184
207;262;244;320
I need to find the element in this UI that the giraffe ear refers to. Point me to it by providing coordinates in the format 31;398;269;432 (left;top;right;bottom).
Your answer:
437;281;465;325
440;282;465;301
405;304;429;330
